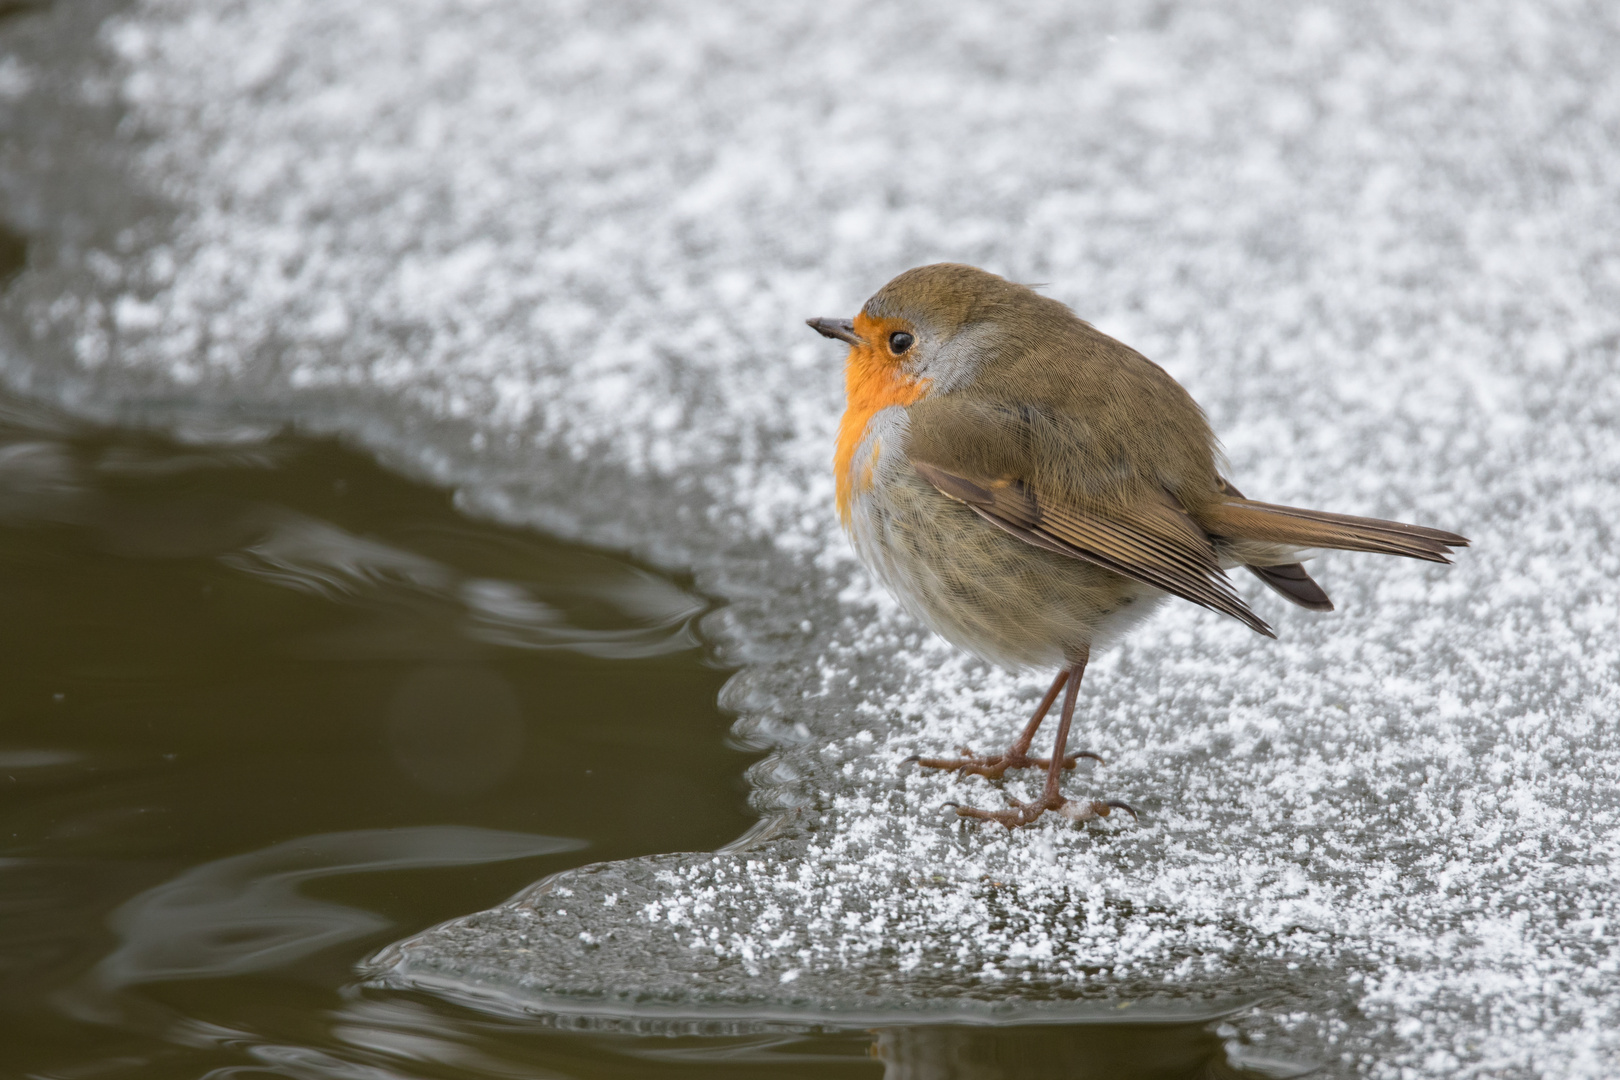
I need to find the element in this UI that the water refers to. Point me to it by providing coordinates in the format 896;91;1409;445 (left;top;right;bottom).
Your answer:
0;401;750;1074
0;401;1296;1078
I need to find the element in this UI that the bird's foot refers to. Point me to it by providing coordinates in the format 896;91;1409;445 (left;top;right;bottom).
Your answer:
946;794;1139;830
907;745;1103;780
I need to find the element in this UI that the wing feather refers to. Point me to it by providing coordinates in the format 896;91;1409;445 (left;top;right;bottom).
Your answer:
912;459;1274;637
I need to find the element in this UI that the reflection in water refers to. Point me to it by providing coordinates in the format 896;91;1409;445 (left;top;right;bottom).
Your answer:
306;995;1308;1080
221;513;704;659
0;400;1309;1077
221;514;458;602
0;399;754;1076
88;828;584;992
871;1021;1307;1079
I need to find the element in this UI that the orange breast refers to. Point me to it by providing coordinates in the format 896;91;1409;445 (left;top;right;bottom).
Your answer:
834;316;929;525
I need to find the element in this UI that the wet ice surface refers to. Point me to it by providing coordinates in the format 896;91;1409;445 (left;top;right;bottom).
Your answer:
2;0;1619;1075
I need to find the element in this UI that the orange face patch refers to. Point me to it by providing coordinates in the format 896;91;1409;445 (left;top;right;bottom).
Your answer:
834;312;929;525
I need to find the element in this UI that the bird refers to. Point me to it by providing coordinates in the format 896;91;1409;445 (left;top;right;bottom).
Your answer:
807;263;1468;829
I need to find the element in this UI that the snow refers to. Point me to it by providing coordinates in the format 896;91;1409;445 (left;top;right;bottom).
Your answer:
3;0;1620;1074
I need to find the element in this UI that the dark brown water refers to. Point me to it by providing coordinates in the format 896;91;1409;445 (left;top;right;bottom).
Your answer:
0;400;1295;1078
0;401;752;1074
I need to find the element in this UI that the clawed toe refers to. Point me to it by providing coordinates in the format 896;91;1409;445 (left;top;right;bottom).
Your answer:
949;794;1139;830
913;656;1136;833
1057;798;1139;824
949;798;1046;828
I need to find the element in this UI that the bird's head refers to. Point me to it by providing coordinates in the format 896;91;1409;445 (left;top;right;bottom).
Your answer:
807;263;1060;398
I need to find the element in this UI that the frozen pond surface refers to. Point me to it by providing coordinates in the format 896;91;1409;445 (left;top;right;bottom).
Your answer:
3;1;1619;1076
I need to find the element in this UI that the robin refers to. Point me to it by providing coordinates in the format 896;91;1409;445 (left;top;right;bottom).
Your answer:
807;264;1468;829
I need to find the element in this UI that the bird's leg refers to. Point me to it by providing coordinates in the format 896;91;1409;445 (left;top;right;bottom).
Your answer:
907;666;1102;779
950;647;1138;829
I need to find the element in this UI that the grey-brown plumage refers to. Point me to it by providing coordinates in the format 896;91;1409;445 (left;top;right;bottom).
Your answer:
1214;478;1333;611
810;263;1469;828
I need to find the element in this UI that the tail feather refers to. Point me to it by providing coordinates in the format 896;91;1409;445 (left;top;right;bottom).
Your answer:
1202;498;1469;564
1246;561;1335;611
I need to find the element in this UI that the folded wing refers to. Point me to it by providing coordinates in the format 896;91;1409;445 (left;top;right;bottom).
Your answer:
911;459;1276;638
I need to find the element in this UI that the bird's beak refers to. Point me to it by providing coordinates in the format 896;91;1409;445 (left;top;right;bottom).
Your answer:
806;317;860;345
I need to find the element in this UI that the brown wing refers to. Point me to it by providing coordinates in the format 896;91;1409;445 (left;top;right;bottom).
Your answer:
911;459;1275;638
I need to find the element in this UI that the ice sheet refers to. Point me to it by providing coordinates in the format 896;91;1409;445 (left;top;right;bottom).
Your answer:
2;1;1619;1075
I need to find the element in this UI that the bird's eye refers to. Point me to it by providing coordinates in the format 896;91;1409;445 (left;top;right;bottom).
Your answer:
888;331;915;355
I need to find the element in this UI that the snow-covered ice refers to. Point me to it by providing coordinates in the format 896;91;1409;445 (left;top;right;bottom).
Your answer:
3;1;1619;1075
